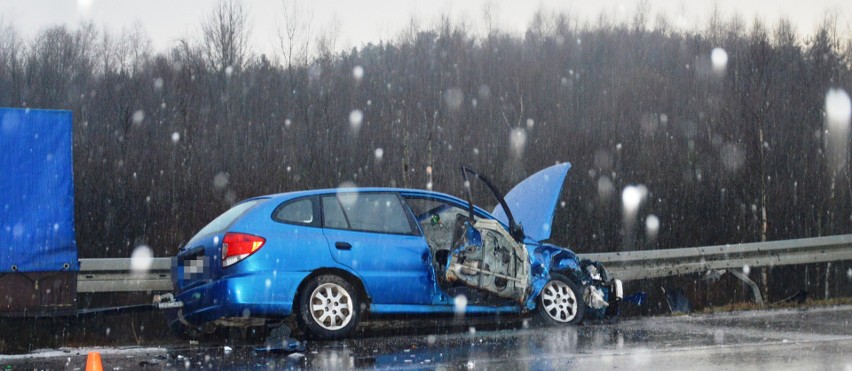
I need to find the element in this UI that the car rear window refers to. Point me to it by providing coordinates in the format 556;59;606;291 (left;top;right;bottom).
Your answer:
191;199;263;240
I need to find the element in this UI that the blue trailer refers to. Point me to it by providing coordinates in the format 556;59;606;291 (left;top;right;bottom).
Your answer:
0;108;79;315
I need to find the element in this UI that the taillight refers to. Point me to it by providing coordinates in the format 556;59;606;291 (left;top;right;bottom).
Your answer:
222;232;266;267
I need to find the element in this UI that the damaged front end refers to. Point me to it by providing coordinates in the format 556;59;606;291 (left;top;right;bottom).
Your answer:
451;165;626;321
526;243;624;318
578;259;624;319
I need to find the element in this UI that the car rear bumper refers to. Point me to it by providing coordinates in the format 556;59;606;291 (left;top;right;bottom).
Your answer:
174;270;310;325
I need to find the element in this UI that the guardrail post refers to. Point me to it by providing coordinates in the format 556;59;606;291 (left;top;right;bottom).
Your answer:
728;270;764;306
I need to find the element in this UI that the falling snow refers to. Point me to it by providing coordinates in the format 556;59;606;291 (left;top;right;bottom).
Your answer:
825;89;851;170
454;295;468;316
131;110;145;125
646;215;660;238
349;110;364;131
444;88;464;110
510;128;527;157
213;172;229;189
711;48;728;75
130;245;153;273
622;185;647;214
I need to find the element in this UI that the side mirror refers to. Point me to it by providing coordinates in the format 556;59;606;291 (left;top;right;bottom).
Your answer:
510;223;525;243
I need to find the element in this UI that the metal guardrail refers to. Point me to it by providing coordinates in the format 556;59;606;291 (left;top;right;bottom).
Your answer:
581;234;852;281
77;258;172;293
76;234;852;297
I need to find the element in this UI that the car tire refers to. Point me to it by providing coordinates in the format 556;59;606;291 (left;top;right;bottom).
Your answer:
297;274;361;339
534;273;585;326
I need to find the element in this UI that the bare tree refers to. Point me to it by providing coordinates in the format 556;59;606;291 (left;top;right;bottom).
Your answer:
481;0;500;38
0;17;24;105
277;0;312;70
121;22;152;75
201;0;252;72
315;14;341;60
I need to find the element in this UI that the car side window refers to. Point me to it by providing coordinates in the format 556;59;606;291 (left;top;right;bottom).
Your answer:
403;196;480;250
273;197;320;227
322;193;417;235
322;196;350;229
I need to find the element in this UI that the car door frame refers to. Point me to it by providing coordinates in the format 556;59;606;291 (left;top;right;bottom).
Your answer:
320;190;436;307
399;190;522;308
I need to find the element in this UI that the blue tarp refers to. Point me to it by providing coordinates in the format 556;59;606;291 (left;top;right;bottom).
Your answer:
0;108;79;272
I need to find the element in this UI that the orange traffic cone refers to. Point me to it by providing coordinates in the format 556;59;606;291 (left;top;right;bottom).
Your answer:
86;351;104;371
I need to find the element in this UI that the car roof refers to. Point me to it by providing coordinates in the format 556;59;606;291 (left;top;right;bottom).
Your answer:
245;187;497;219
254;187;450;200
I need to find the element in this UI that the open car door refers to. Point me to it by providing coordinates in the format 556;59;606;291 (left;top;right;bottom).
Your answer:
443;166;532;304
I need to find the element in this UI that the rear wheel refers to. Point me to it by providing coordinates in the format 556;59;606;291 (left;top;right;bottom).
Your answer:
297;274;361;339
535;274;585;326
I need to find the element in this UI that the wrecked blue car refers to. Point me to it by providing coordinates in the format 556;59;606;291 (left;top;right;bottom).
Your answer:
169;163;623;339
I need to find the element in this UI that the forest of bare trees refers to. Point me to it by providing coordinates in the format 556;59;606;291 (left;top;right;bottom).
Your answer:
2;2;851;302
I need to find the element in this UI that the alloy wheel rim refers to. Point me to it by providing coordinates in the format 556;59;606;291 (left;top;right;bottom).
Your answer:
310;282;354;330
541;280;577;323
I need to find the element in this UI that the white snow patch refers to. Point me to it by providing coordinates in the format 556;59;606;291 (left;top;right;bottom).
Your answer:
444;88;464;110
510;128;527;157
622;185;647;214
352;66;364;81
337;182;359;208
646;215;660;239
349;110;364;131
711;48;728;75
597;176;614;200
478;85;490;98
213;172;229;189
130;245;154;274
825;89;851;170
454;295;468;315
132;110;145;125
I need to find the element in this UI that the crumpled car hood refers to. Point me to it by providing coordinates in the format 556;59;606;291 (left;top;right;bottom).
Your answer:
491;162;571;242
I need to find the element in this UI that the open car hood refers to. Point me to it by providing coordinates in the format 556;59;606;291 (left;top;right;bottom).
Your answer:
491;162;571;242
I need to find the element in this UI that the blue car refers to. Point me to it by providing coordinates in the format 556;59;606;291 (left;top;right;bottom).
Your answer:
169;163;623;339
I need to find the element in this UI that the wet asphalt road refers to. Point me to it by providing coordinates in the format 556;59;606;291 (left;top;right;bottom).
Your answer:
3;305;852;370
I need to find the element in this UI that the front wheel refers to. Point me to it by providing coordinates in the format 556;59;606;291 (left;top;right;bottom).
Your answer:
535;273;585;326
296;274;361;339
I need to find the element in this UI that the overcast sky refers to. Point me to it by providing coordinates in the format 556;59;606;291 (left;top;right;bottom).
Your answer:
1;0;848;56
